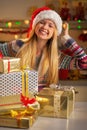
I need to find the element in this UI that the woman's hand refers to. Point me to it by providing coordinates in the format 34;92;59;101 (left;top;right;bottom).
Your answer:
62;22;69;35
11;39;24;52
60;22;71;45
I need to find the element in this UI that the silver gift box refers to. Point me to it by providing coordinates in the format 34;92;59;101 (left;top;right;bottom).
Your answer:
0;70;38;112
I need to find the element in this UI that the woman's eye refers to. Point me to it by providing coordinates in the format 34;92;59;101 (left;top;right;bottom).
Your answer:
39;20;55;28
39;21;44;24
49;24;54;28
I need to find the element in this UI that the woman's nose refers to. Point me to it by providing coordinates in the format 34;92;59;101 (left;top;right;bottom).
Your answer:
43;23;49;29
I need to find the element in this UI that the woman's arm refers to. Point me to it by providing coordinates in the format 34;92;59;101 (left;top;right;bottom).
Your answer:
59;41;87;70
60;22;87;70
0;40;24;57
63;38;87;69
0;42;9;56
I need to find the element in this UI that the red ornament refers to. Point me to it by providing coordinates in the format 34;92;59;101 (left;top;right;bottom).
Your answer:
78;33;87;42
74;2;85;20
60;2;71;20
59;69;69;80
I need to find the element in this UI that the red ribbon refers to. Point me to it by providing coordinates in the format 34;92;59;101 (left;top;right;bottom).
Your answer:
20;94;36;107
0;51;3;58
8;59;10;73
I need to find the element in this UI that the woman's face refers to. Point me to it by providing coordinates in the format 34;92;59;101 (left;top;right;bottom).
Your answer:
34;19;56;41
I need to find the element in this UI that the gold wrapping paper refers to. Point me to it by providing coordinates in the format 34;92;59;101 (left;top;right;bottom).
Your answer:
0;92;40;114
0;57;20;73
36;87;75;118
0;111;38;128
0;94;25;114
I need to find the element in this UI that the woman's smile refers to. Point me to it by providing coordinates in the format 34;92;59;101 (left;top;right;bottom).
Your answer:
39;28;48;36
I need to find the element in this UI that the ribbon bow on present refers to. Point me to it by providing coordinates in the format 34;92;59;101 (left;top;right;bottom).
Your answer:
49;84;75;91
20;94;36;107
10;94;40;118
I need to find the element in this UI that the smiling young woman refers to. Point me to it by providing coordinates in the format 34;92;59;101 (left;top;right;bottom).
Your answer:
0;6;87;88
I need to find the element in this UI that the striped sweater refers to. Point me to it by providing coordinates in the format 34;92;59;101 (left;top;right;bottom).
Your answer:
60;38;87;70
0;38;87;70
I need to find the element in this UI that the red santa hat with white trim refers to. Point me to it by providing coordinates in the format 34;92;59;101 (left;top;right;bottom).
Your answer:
27;6;63;37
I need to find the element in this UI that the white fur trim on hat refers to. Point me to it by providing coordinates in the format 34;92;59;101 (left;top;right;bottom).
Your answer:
32;10;63;36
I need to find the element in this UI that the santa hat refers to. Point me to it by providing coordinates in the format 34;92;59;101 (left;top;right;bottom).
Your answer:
27;6;62;37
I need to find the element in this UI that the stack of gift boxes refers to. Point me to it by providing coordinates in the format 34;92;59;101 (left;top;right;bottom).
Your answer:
0;57;39;128
0;56;75;128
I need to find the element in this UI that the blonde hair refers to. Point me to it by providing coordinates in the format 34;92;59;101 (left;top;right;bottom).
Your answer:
16;28;59;85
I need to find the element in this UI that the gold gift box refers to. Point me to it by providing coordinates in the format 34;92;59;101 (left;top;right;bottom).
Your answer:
0;57;20;73
0;92;39;114
0;94;25;114
0;111;38;128
36;87;75;118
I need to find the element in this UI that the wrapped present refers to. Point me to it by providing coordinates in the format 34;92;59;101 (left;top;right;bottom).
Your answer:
0;70;38;112
0;57;21;73
36;85;75;118
0;93;40;114
0;110;38;128
0;95;39;128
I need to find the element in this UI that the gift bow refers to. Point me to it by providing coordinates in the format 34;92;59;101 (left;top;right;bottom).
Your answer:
49;84;75;91
20;94;36;106
10;107;36;118
10;94;40;118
